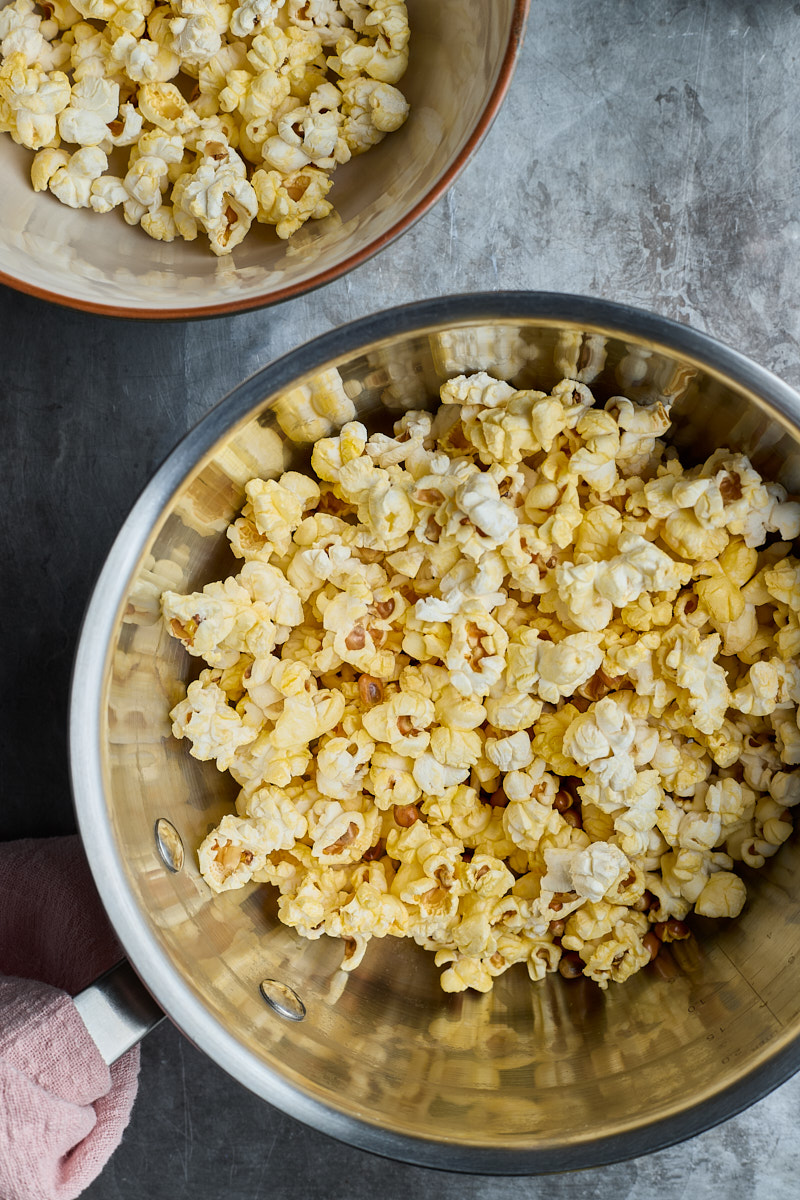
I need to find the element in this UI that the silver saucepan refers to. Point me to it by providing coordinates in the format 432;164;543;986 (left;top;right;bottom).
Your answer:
70;293;800;1174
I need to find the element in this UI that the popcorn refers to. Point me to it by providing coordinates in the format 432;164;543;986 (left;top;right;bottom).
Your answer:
0;0;409;253
444;612;509;697
677;809;723;853
308;797;380;864
411;753;470;796
579;912;651;986
452;472;517;544
168;12;224;66
141;202;178;240
543;841;630;904
230;0;285;39
562;695;638;791
338;71;407;153
367;747;419;809
245;473;318;555
425;784;490;841
770;770;800;807
555;532;691;632
755;796;793;848
704;777;756;834
122;143;176;216
361;689;434;754
197;814;270;891
48;144;108;206
162;575;280;667
236;783;308;843
30;144;69;189
730;657;800;717
342;0;409;51
484;731;533;773
268;83;350;169
505;627;604;704
660;625;730;735
69;22;109;80
170;672;257;770
502;794;561;853
694;871;747;919
163;372;800;993
0;52;70;150
0;0;56;67
109;30;180;82
171;146;258;255
288;0;348;45
230;728;312;788
327;23;407;85
57;74;119;144
607;396;671;470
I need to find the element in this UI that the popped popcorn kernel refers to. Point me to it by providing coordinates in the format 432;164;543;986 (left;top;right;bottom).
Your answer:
163;371;800;993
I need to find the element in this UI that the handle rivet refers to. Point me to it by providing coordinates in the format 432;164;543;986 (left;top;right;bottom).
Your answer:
154;818;185;873
259;979;306;1021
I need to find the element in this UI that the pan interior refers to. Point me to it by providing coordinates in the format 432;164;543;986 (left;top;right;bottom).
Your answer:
90;310;800;1163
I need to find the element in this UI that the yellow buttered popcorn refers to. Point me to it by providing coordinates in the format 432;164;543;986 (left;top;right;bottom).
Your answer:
1;0;410;253
164;373;800;993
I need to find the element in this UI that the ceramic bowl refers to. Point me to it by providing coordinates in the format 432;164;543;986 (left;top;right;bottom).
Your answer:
0;1;528;317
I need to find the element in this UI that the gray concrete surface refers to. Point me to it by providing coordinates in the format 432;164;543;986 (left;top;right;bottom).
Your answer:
3;0;800;1194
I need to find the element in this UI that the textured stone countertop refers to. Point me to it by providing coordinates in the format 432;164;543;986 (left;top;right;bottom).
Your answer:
3;0;800;1196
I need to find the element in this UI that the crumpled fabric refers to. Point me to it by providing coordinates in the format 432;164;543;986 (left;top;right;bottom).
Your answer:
0;836;140;1200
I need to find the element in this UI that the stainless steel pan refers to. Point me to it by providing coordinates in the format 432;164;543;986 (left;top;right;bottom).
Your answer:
70;293;800;1173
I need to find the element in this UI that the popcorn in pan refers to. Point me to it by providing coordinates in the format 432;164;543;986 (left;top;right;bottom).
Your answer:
163;372;800;991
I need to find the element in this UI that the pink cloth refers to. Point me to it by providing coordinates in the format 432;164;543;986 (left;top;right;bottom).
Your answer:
0;836;141;1200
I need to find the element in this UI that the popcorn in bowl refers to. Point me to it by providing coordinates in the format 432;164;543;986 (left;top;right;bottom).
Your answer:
162;371;800;992
0;0;410;254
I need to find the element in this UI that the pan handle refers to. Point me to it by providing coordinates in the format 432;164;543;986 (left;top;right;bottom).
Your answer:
74;959;165;1064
